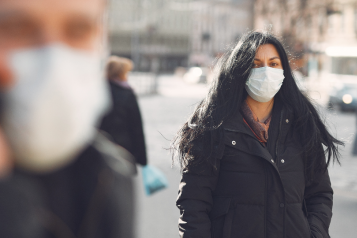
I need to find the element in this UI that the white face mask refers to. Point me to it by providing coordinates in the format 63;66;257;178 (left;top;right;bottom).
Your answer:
245;66;285;103
2;44;110;172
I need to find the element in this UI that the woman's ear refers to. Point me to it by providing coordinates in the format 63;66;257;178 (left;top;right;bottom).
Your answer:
0;57;14;90
0;127;13;179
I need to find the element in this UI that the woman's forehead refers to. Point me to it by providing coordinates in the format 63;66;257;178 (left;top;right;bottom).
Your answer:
255;44;280;59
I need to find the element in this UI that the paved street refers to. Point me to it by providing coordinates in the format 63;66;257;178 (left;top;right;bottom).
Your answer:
133;75;357;238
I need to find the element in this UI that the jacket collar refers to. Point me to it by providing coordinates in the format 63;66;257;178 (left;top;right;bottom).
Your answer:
223;108;252;135
266;98;284;159
223;98;285;137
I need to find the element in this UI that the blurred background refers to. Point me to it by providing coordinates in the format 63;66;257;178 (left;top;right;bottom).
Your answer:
107;0;357;237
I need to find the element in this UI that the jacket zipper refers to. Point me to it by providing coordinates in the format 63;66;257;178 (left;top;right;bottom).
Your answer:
263;163;268;238
275;109;284;164
275;109;286;238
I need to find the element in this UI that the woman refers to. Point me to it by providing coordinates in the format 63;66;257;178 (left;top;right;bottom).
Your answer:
173;31;343;238
100;56;147;166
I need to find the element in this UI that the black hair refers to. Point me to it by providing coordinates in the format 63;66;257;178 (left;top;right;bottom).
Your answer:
171;31;343;182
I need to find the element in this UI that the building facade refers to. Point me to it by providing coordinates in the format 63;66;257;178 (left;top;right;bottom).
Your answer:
109;0;192;72
109;0;254;72
190;0;254;67
254;0;357;75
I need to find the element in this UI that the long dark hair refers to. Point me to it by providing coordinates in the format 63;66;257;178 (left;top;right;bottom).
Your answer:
171;31;343;182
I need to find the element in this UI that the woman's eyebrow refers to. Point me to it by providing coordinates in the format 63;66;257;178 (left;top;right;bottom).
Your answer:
269;56;280;60
0;11;29;21
254;56;280;61
254;56;280;62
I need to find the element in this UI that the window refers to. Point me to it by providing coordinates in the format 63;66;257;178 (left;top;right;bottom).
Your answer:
355;7;357;36
319;9;324;34
340;9;345;33
328;15;334;34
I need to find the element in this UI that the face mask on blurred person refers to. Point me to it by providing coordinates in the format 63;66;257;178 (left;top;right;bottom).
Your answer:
1;44;109;172
245;66;285;103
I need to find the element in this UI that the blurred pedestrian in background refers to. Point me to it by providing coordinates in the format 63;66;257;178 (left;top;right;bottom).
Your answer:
100;56;168;196
0;0;136;238
100;56;147;166
173;31;343;238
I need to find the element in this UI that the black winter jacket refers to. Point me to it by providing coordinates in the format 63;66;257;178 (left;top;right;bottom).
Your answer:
100;81;147;166
177;100;333;238
0;135;137;238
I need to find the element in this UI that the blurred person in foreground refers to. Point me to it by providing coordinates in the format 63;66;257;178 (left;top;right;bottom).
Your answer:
0;0;136;238
173;31;343;238
100;56;147;166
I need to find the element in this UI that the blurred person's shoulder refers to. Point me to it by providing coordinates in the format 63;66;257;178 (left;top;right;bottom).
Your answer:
109;81;136;102
68;132;137;180
91;131;137;177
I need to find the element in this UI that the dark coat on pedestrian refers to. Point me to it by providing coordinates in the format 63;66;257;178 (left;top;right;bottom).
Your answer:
100;81;147;166
0;135;136;238
176;99;333;238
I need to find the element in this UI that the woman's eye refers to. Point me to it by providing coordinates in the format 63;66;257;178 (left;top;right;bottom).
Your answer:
64;17;97;46
65;22;93;41
0;18;38;41
271;63;278;67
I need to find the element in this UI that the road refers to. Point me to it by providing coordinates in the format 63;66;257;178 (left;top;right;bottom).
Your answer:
133;75;357;238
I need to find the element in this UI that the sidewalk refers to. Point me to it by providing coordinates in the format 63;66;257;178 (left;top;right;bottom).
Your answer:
134;76;207;238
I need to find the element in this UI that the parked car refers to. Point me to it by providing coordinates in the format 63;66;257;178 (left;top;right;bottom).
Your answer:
328;84;357;111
